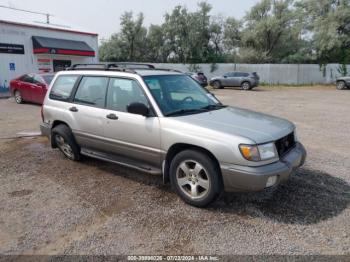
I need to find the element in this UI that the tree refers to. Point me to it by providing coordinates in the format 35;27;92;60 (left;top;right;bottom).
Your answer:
298;0;350;64
99;0;350;64
208;16;225;61
119;12;147;61
145;25;167;62
99;12;147;62
99;34;126;61
239;0;302;63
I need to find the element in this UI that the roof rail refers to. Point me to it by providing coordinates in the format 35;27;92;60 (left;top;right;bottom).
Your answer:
67;63;137;73
68;64;108;70
110;62;155;69
66;63;183;74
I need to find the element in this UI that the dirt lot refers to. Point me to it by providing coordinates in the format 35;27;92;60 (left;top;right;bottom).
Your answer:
0;86;349;255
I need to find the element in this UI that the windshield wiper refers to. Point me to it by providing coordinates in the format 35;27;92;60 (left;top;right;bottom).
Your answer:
200;104;227;111
165;108;208;117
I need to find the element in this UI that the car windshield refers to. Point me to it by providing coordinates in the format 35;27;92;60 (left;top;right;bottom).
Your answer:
143;74;225;116
42;74;54;84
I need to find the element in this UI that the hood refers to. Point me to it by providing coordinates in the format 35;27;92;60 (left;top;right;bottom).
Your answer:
174;107;295;144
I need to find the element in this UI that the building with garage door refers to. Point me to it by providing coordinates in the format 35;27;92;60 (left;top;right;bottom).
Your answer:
0;6;98;94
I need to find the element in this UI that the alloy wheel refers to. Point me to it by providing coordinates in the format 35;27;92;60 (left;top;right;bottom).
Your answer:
176;160;210;199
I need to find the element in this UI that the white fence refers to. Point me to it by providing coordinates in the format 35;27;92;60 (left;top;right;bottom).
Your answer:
151;63;349;84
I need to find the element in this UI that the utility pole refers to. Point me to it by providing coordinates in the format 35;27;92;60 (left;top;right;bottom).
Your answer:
0;5;53;24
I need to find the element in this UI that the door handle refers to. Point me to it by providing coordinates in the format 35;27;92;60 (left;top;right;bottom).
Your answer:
69;106;78;112
106;113;118;120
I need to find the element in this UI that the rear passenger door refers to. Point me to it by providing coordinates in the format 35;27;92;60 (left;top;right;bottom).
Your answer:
71;76;110;151
103;77;161;167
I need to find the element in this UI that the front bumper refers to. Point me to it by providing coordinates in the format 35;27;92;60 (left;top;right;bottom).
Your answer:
221;142;306;192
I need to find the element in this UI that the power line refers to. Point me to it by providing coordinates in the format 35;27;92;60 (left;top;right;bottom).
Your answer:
0;5;53;24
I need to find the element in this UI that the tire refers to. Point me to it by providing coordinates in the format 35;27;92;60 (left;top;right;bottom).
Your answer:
52;124;81;161
169;149;222;207
336;81;346;90
241;81;251;90
212;80;222;89
14;90;23;104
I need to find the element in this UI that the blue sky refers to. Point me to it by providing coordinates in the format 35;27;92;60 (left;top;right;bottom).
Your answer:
0;0;259;40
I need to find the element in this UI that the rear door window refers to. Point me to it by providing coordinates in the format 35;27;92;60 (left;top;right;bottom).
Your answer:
74;76;109;108
49;75;79;101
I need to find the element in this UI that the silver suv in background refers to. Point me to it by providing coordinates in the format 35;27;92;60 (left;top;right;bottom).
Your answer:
210;71;260;90
40;63;306;207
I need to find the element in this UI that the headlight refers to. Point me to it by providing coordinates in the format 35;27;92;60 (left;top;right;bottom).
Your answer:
239;142;277;161
239;144;260;161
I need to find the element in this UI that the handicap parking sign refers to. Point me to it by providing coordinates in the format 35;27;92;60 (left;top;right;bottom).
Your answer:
9;63;15;71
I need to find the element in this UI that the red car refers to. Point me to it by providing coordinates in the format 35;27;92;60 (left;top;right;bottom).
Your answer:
10;73;54;104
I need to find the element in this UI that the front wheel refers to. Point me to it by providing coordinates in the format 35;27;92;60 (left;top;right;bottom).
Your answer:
336;81;347;90
170;150;222;207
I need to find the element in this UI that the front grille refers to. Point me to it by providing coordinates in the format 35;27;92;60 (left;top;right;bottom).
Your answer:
275;132;296;157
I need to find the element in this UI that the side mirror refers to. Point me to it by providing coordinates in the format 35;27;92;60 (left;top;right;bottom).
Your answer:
223;75;227;78
127;102;149;117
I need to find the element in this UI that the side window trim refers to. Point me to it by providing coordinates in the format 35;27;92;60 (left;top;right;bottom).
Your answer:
68;75;83;102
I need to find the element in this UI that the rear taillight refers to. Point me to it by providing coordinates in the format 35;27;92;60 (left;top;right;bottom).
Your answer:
41;106;44;122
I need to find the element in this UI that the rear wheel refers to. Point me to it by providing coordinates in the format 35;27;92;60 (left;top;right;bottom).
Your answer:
241;81;251;90
336;81;346;90
52;125;81;161
212;80;222;89
14;90;23;104
170;149;222;207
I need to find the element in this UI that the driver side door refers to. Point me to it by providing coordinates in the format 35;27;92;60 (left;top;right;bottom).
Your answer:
103;77;161;167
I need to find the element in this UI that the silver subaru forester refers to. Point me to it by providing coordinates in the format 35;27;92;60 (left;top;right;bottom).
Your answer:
40;63;306;207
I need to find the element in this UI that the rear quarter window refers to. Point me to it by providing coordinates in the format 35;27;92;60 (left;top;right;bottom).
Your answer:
49;75;79;101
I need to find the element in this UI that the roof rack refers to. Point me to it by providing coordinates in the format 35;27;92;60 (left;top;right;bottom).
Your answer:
66;63;183;74
67;63;137;73
110;62;155;69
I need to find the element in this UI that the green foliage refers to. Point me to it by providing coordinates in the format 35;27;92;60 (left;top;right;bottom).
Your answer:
337;63;348;76
99;0;350;65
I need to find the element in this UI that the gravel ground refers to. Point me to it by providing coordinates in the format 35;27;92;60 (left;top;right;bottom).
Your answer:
0;86;349;255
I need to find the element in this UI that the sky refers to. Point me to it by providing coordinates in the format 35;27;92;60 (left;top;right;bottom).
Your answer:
0;0;259;40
